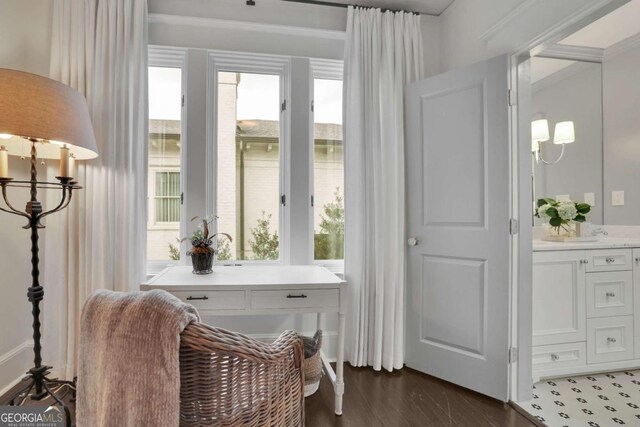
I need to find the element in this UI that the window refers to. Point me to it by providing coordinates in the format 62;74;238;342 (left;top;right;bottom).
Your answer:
146;48;344;271
313;78;344;261
154;171;181;222
215;70;283;261
147;65;182;262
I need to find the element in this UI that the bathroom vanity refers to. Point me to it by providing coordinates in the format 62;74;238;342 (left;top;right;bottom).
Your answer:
532;239;640;380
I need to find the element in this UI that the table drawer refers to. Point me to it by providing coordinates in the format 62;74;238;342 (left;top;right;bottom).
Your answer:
532;342;586;375
172;291;246;311
586;271;633;318
251;289;339;310
586;249;632;272
587;316;634;364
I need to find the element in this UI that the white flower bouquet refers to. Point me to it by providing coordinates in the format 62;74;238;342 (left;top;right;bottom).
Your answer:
535;198;591;235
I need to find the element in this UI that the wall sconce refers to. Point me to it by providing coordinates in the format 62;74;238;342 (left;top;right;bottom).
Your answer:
531;119;575;165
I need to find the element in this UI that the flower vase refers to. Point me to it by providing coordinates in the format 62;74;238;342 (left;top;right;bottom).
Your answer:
189;249;214;274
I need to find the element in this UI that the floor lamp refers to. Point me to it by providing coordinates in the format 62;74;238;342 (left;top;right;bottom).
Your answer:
0;69;98;425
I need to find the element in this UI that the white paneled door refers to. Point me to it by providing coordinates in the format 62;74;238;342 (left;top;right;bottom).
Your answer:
405;55;511;401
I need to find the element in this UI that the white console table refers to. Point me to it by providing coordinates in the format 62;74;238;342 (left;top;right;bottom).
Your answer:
141;265;348;415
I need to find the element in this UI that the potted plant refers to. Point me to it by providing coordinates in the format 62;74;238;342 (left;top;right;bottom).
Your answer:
535;198;591;239
183;215;232;274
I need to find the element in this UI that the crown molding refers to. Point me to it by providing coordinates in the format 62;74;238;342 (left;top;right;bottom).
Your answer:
148;13;346;41
604;32;640;61
538;44;604;62
480;0;538;42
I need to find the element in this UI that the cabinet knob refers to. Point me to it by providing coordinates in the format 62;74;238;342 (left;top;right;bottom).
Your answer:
407;237;419;246
550;353;559;362
606;292;616;298
635;257;640;263
607;337;617;343
605;257;615;264
580;259;589;264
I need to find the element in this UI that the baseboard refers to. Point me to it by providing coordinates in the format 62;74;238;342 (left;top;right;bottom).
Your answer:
0;341;33;396
249;330;338;362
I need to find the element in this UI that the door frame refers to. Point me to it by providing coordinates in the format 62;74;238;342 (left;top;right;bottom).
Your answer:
508;0;631;402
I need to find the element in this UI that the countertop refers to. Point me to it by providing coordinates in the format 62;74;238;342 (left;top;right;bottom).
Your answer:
533;237;640;251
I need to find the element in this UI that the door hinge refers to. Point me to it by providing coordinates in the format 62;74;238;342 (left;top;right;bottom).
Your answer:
509;347;518;364
281;99;287;112
509;218;519;235
281;194;286;206
508;89;517;107
181;94;185;107
310;195;314;207
311;100;314;112
180;192;184;205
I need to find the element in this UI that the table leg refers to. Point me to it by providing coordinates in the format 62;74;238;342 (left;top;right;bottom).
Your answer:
334;312;346;415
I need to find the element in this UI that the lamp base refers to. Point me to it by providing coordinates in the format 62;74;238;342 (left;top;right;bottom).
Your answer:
8;366;75;427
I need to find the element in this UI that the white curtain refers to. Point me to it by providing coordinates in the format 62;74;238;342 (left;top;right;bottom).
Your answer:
44;0;148;379
344;6;423;372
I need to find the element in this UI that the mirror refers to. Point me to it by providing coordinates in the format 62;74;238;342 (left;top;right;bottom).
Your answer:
531;57;603;225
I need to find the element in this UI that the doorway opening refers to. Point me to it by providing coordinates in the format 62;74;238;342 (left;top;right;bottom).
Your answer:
512;1;640;424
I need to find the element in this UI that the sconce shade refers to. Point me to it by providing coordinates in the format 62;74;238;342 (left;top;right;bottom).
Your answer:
531;119;550;144
0;68;98;159
554;121;575;145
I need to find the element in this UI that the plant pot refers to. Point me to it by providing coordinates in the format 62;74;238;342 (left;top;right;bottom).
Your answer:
189;250;214;274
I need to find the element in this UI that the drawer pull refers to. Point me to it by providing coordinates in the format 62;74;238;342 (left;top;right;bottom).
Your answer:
606;292;616;298
580;259;589;264
550;353;559;362
607;337;617;343
605;257;616;264
286;294;308;299
636;257;640;263
186;296;209;301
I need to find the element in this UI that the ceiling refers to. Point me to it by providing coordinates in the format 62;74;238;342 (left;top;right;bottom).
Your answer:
307;0;456;15
558;0;640;48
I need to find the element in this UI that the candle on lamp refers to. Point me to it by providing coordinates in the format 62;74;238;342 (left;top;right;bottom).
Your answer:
59;145;69;177
68;153;76;179
0;146;8;179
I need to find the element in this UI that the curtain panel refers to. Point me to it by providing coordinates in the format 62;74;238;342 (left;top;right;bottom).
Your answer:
344;6;424;372
44;0;148;378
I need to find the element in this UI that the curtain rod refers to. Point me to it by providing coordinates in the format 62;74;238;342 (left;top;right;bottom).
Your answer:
277;0;424;16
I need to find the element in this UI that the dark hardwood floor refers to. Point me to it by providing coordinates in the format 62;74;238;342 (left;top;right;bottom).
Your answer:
306;365;537;427
1;365;536;426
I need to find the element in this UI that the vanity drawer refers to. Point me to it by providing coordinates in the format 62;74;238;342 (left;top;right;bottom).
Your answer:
172;290;246;311
587;316;634;364
251;289;339;310
532;342;586;376
586;271;634;318
586;249;632;272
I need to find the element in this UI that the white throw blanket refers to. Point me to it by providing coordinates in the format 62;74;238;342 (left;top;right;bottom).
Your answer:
77;289;200;427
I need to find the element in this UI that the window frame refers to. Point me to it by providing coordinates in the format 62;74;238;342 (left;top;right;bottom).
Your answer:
147;46;187;275
310;59;345;273
207;51;291;265
145;47;345;274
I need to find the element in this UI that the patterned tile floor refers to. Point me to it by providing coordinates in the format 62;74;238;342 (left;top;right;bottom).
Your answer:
515;370;640;426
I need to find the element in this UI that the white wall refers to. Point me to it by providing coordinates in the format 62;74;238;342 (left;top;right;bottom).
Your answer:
440;0;627;71
603;44;640;225
0;0;53;393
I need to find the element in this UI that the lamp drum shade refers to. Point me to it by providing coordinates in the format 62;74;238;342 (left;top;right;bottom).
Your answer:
531;119;550;144
0;68;98;159
553;121;575;145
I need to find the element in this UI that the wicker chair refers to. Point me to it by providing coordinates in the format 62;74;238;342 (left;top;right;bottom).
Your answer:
179;322;305;427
